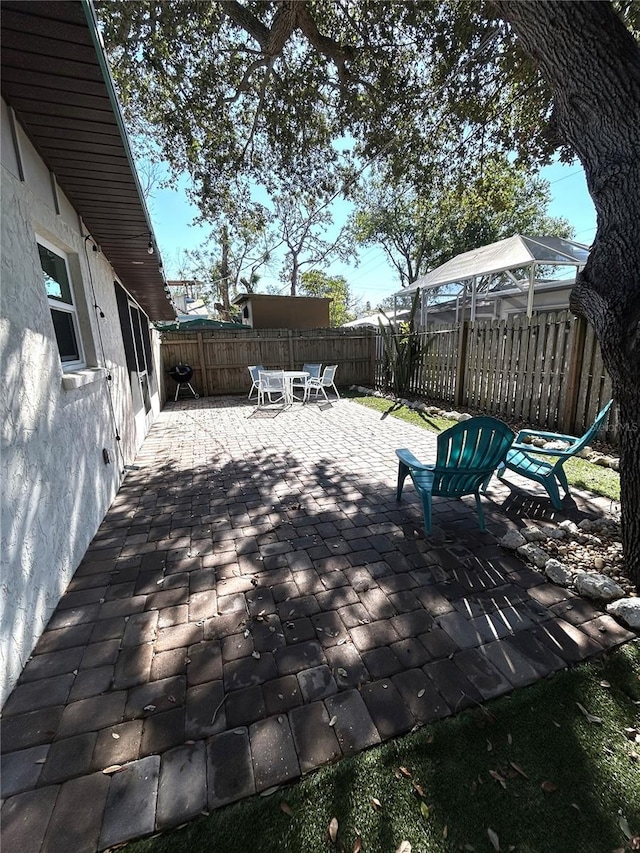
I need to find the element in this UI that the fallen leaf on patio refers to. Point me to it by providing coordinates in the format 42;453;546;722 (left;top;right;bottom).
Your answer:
337;638;347;645
576;701;602;724
143;704;156;712
252;651;261;659
244;629;251;638
417;689;425;698
168;695;176;703
395;842;411;853
489;770;506;789
329;816;339;843
337;667;348;677
487;827;500;851
111;732;120;740
259;786;281;797
420;801;430;820
370;797;382;811
630;836;640;850
509;761;529;779
34;758;46;764
619;815;633;840
329;715;338;727
599;680;611;688
541;781;558;793
353;836;362;853
487;739;493;751
399;766;412;778
412;781;425;798
280;801;294;816
102;765;124;775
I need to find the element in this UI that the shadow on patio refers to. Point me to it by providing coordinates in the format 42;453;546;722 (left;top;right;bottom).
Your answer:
1;397;632;853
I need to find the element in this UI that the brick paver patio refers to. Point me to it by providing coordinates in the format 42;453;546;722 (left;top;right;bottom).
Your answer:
1;396;634;852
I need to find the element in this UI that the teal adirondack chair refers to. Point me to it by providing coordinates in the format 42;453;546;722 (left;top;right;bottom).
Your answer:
396;417;515;533
495;400;613;509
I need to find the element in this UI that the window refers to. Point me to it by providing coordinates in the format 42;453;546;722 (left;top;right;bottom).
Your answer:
37;237;85;369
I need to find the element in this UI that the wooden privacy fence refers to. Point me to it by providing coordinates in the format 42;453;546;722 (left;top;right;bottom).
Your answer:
160;327;377;399
375;311;619;444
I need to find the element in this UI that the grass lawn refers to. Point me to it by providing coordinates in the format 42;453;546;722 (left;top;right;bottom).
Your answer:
349;395;621;503
123;642;640;853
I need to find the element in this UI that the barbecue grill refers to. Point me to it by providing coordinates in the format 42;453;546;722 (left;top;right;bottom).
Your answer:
168;364;199;401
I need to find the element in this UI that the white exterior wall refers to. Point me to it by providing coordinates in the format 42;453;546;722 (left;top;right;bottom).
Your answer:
0;99;161;705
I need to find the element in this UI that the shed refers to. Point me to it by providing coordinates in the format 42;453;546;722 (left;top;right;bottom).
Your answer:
232;293;331;329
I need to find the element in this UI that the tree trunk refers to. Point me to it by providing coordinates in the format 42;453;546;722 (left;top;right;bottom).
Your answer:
219;225;231;311
290;257;299;296
492;1;640;584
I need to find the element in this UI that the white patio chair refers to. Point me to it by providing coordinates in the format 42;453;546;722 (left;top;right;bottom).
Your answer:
258;370;286;407
291;363;322;399
304;364;340;402
247;364;264;399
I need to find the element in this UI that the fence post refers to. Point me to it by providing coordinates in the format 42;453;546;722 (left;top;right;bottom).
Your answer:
287;330;295;369
369;331;376;387
196;332;210;396
561;315;587;434
454;321;469;407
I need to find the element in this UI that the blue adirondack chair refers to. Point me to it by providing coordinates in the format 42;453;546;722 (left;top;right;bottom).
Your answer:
495;400;613;509
396;417;515;533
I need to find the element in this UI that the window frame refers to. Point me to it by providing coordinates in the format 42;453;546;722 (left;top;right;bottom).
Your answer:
36;234;86;371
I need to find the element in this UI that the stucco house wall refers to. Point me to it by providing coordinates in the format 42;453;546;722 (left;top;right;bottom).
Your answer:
0;98;161;704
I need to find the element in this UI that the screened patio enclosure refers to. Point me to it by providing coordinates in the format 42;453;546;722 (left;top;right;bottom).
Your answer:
393;234;591;324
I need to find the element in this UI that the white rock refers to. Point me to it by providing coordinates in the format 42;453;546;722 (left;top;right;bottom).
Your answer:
500;530;527;550
516;543;549;568
578;446;593;458
593;557;605;570
610;459;620;471
594;455;612;467
444;411;459;420
522;525;548;543
574;571;625;603
458;412;472;422
426;406;440;415
543;440;570;452
559;520;579;535
545;558;573;586
606;598;640;629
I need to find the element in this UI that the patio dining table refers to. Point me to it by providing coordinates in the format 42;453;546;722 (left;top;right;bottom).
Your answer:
259;370;309;405
282;370;309;404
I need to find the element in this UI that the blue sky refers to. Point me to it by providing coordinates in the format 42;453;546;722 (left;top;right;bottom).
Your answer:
147;158;597;311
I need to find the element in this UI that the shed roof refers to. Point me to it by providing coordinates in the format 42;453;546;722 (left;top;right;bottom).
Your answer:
232;293;331;305
393;235;590;297
1;0;175;320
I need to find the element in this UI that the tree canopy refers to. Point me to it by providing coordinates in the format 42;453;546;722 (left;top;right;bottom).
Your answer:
97;0;576;215
351;153;572;288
